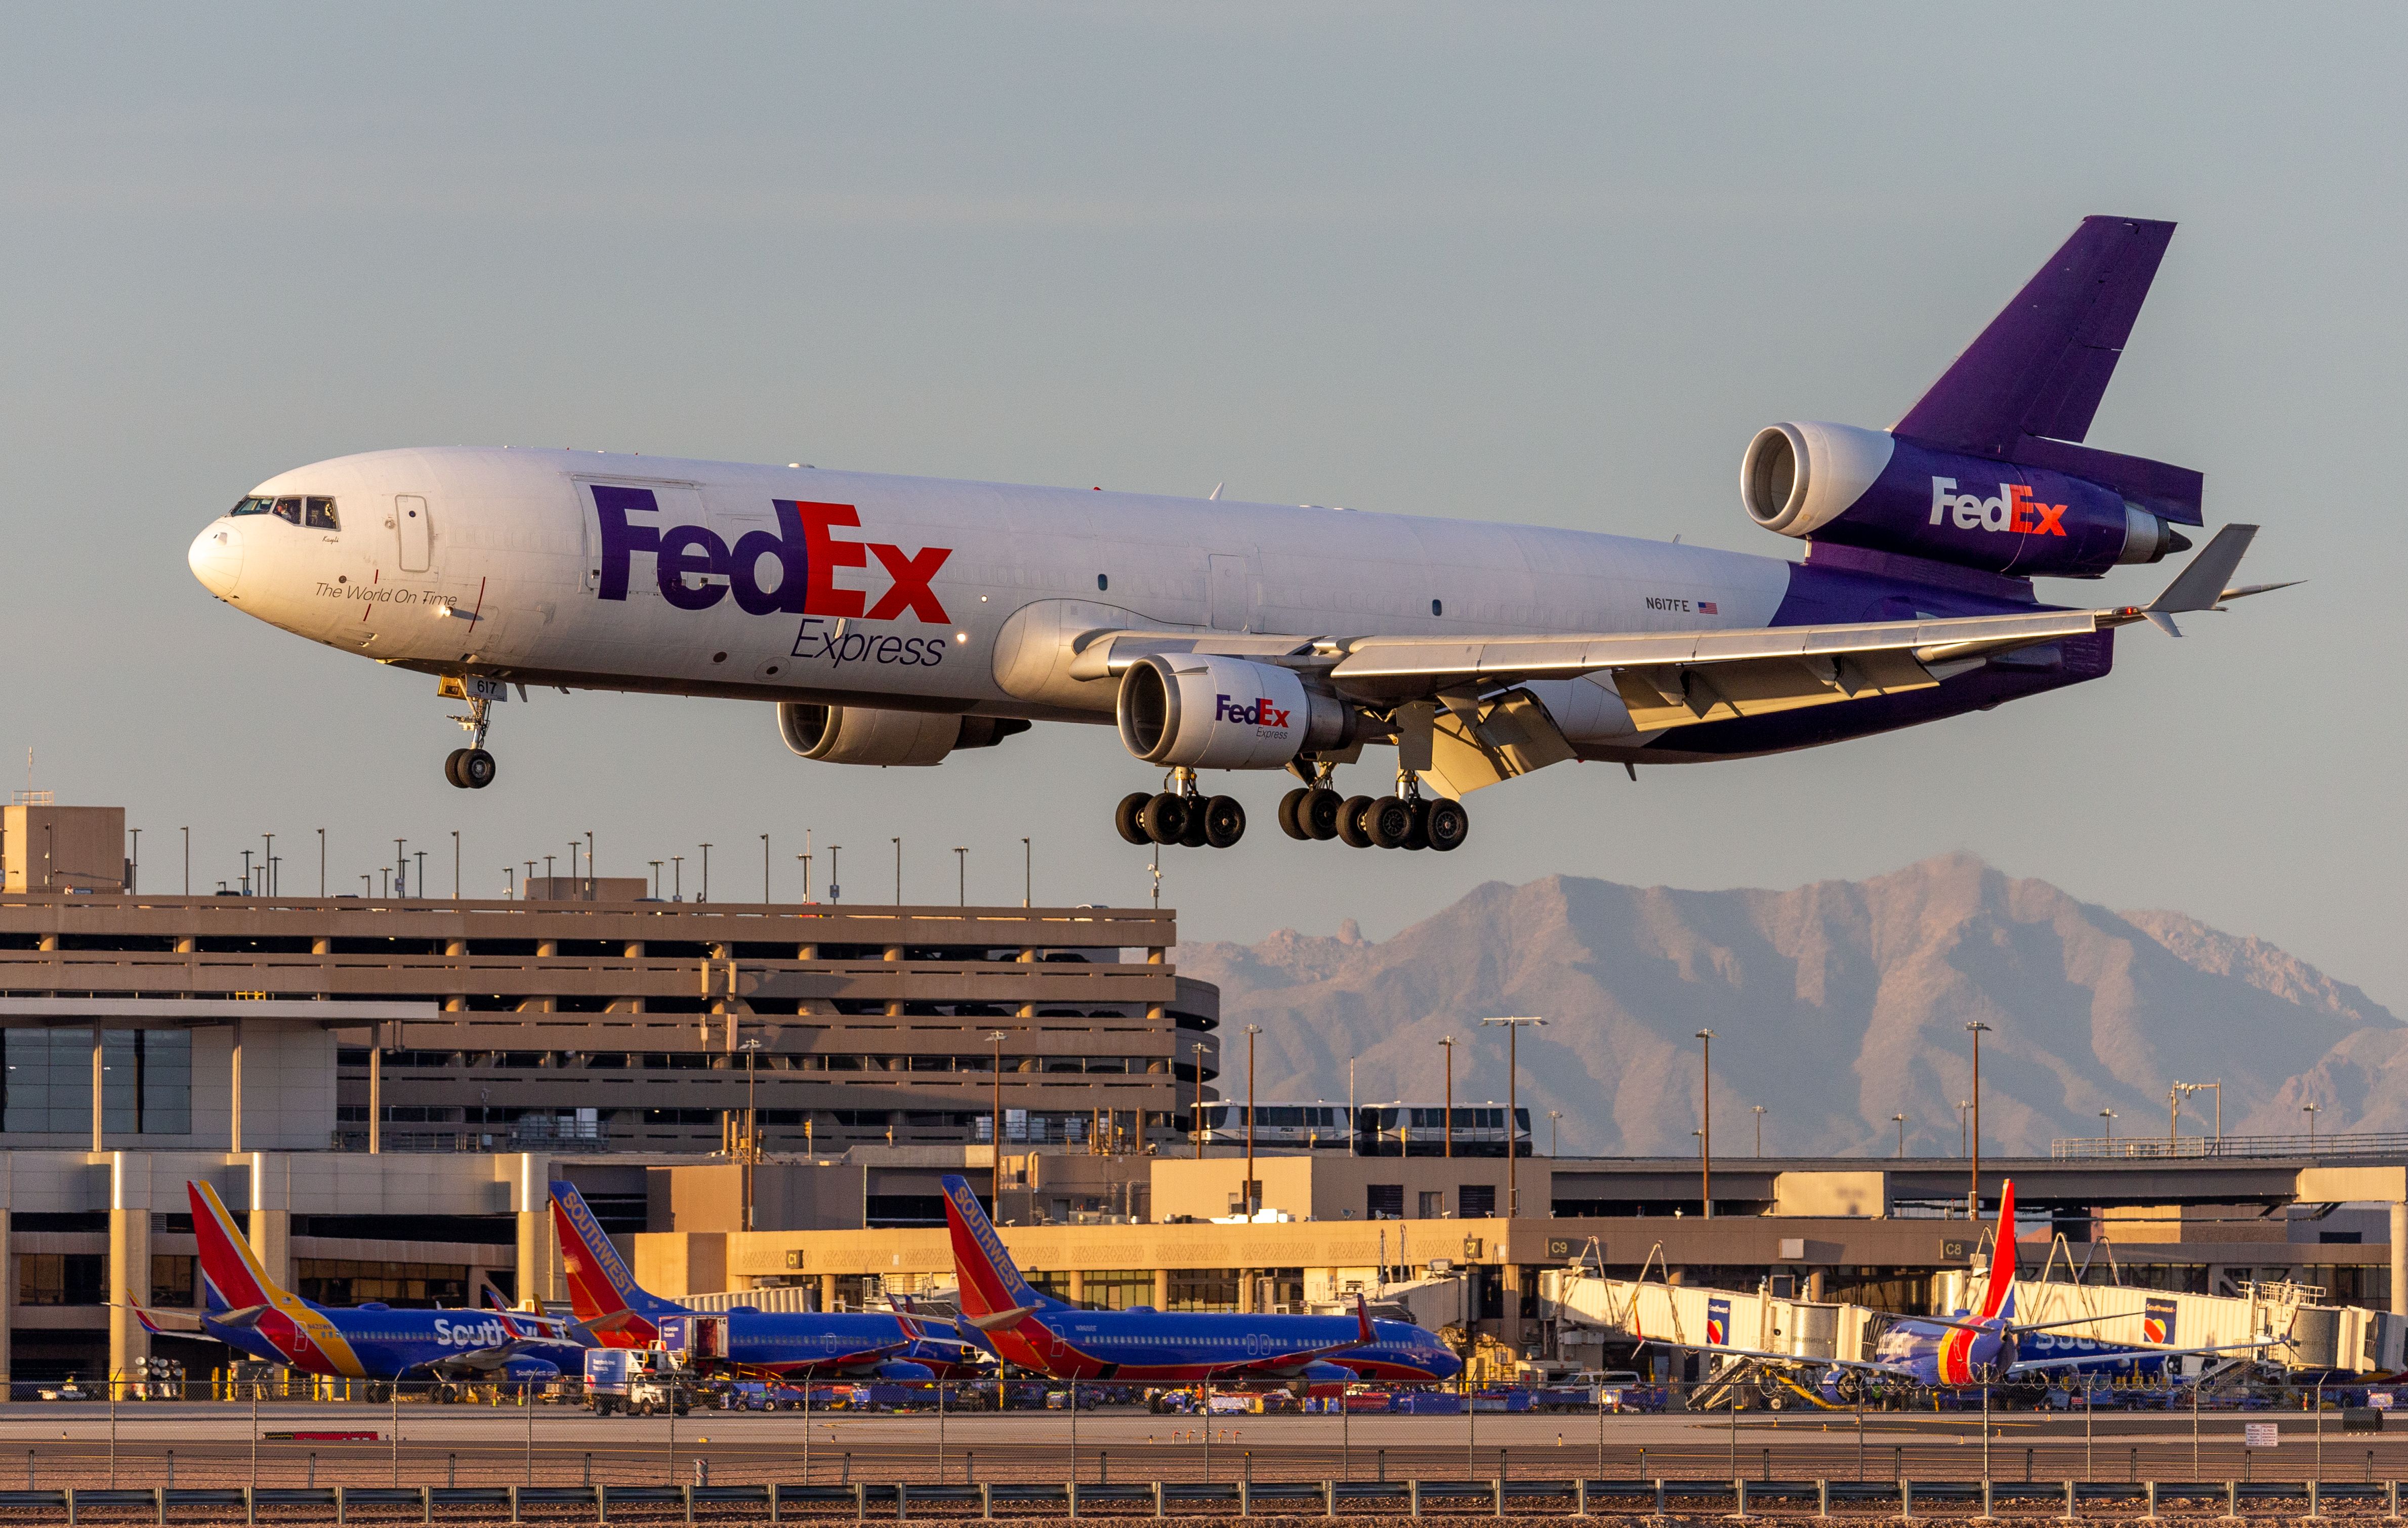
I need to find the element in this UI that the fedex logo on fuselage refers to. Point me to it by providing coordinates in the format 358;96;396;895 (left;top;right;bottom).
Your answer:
1215;695;1292;730
593;488;952;623
1929;478;2067;536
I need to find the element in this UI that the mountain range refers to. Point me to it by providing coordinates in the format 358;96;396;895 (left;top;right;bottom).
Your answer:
1170;854;2401;1158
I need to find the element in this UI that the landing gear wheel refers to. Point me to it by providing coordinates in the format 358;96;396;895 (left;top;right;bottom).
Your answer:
1365;795;1414;849
1178;798;1210;848
1277;788;1311;841
1336;796;1376;848
1302;788;1343;841
444;748;469;788
458;749;497;789
1402;798;1430;851
1115;792;1153;845
1140;793;1189;845
1425;797;1471;852
1202;795;1245;848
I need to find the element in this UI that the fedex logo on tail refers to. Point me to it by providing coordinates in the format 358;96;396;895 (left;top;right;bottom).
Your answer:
1929;478;2068;536
594;488;952;622
1215;695;1293;730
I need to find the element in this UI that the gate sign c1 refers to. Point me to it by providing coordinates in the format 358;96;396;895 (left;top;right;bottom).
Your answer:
2245;1422;2280;1448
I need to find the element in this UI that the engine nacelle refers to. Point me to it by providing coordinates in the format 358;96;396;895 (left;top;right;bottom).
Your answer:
1741;421;2189;578
1116;654;1351;769
777;704;1028;766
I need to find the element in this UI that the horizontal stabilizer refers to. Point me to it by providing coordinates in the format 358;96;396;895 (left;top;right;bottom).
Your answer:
2147;524;2258;619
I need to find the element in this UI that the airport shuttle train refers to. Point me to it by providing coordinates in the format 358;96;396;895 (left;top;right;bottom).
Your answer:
188;218;2277;854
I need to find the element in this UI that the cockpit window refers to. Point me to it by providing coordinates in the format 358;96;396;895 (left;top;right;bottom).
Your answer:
271;497;303;525
305;497;340;530
229;496;273;516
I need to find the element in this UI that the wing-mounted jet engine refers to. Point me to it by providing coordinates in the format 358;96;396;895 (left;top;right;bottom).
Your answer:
1740;218;2201;579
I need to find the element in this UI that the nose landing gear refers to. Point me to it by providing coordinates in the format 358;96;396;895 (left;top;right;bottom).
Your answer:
443;689;499;790
1113;770;1245;848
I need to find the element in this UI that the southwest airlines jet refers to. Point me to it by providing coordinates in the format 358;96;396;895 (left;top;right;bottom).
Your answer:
189;218;2280;852
132;1181;582;1391
1675;1181;2280;1390
549;1180;975;1380
939;1174;1460;1385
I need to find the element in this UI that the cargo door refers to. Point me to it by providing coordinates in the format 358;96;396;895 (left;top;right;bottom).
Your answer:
1207;554;1251;631
395;495;432;573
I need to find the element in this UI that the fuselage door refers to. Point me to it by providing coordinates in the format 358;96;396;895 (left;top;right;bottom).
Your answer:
395;495;432;573
1208;554;1251;631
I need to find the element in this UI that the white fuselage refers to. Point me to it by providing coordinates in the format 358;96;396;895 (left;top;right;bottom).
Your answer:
189;446;1794;727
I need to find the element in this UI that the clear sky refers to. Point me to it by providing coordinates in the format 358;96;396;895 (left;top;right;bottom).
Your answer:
5;6;2401;1007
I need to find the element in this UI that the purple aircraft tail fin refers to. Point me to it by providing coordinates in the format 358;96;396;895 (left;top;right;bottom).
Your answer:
1894;217;2202;524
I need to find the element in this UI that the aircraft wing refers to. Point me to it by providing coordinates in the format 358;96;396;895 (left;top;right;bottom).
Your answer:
1066;529;2267;790
1222;1297;1384;1377
2008;1337;2291;1375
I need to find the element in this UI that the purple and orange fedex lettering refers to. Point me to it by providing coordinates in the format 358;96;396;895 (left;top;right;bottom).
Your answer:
592;487;954;622
1215;694;1292;730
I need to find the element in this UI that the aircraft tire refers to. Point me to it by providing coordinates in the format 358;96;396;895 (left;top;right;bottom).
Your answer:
443;749;468;788
460;748;497;789
1365;795;1414;848
1114;793;1153;845
1402;799;1430;851
1301;788;1343;840
1140;793;1188;844
1336;796;1376;848
1276;788;1311;840
1202;795;1245;848
1425;798;1470;852
1178;799;1211;848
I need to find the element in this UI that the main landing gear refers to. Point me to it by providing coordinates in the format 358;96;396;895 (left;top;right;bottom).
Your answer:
1278;767;1468;853
1114;769;1247;849
443;692;498;790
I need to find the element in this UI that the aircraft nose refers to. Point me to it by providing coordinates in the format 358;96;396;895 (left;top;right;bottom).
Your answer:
189;523;242;598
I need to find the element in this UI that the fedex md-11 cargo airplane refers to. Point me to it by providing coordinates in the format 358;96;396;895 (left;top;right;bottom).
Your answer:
189;218;2284;853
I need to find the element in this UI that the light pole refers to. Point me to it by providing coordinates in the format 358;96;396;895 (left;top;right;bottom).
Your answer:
1192;1041;1207;1160
2303;1102;2320;1150
2099;1108;2115;1148
762;834;771;903
1893;1113;1906;1157
1482;1017;1545;1218
182;826;189;895
700;842;711;902
394;839;405;899
263;833;273;896
452;830;461;900
892;836;902;904
1964;1020;1991;1218
317;828;325;897
649;861;663;900
1349;1057;1357;1160
954;847;967;907
671;856;682;900
1958;1100;1971;1158
1694;1028;1715;1218
1752;1104;1766;1158
1438;1036;1457;1160
1549;1110;1561;1158
988;1031;1010;1213
1021;837;1031;908
739;1037;764;1228
1243;1025;1262;1216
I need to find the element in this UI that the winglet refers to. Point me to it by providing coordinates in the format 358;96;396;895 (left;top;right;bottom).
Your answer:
1353;1292;1376;1348
2145;524;2259;626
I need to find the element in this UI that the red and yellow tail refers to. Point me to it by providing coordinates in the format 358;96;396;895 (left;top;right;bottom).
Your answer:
1973;1179;2018;1321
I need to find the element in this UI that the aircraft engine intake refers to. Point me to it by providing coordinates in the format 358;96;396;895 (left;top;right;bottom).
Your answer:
1116;654;1350;769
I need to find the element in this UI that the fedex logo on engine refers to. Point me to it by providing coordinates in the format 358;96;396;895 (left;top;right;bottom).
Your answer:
593;487;952;622
1216;694;1293;731
1929;478;2067;536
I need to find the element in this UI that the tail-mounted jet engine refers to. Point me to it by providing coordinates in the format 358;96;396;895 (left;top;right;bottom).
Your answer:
1740;420;2192;578
1115;654;1352;769
777;703;1027;766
